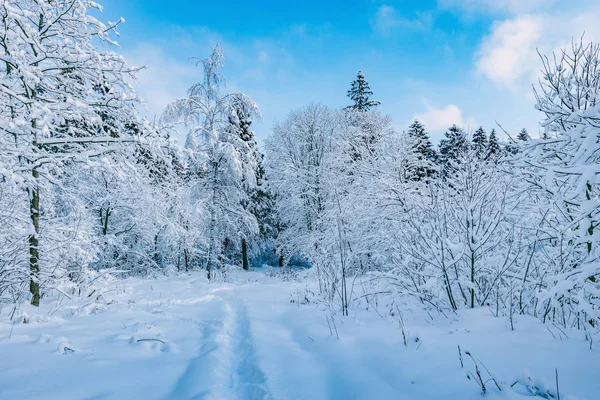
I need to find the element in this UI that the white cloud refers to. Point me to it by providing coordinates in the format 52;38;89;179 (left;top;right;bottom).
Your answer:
414;103;474;133
476;15;542;90
372;5;431;36
475;6;600;92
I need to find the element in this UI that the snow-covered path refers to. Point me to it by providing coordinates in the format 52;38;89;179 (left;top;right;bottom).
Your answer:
1;272;599;400
166;290;271;400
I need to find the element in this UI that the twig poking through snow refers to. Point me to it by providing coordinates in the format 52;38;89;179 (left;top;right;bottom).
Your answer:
464;350;501;394
8;319;16;339
331;315;339;339
137;338;165;344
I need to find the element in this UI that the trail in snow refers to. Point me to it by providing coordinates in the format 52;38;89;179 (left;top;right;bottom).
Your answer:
0;272;598;400
169;314;223;399
168;290;271;400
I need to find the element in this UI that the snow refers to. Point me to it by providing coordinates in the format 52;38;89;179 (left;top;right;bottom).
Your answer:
1;270;598;400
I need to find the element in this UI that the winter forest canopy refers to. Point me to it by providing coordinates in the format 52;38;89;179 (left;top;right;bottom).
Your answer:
0;1;599;399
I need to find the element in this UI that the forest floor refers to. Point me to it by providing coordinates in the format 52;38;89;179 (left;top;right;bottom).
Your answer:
0;269;598;400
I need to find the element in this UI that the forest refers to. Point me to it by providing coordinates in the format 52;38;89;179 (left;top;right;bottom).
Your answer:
0;1;598;399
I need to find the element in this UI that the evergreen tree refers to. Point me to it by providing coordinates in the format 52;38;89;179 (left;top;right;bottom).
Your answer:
407;120;437;180
486;129;502;160
517;128;530;141
503;128;530;155
228;102;276;270
542;130;550;140
472;126;488;158
439;124;468;167
345;71;380;112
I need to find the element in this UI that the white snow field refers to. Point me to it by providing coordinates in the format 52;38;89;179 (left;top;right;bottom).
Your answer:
0;270;598;400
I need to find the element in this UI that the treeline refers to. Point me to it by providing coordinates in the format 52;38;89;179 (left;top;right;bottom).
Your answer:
265;45;600;333
0;2;273;306
0;1;598;336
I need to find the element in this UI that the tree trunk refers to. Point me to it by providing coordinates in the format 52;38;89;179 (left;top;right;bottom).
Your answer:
206;239;212;280
154;232;159;265
29;168;40;307
241;238;249;270
470;253;475;309
101;207;111;236
184;248;189;273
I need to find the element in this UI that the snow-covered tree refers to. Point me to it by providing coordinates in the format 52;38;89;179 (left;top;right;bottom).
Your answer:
535;39;600;136
517;128;530;142
226;99;274;269
486;129;502;161
407;120;437;180
391;148;525;311
0;0;151;305
265;104;338;263
345;71;380;112
520;38;600;328
472;127;488;158
161;45;261;279
439;125;468;171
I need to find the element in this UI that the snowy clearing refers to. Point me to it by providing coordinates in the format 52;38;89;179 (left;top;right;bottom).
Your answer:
2;2;600;399
1;271;598;400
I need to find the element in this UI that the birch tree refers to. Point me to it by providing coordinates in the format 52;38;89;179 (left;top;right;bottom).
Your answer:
161;45;261;279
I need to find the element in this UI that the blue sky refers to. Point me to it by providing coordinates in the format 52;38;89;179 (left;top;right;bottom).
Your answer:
97;0;600;143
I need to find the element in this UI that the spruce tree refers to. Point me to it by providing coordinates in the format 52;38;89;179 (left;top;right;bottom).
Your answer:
407;120;437;180
517;128;530;141
472;126;488;158
228;104;276;270
345;71;380;112
439;124;468;166
486;129;502;160
502;128;531;155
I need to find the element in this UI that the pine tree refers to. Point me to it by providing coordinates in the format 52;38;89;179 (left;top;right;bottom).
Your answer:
439;124;468;168
407;120;437;180
472;126;488;158
486;129;502;160
517;128;530;141
345;71;380;112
